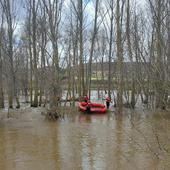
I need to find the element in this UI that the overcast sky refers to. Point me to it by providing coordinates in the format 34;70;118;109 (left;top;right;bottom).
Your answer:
14;0;147;36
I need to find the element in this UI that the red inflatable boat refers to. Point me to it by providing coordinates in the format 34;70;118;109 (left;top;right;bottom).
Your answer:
78;102;107;113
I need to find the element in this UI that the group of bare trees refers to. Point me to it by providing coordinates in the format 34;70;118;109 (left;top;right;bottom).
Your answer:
0;0;169;112
0;0;20;108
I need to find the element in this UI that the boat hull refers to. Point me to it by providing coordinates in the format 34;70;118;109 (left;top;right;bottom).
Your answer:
78;102;107;113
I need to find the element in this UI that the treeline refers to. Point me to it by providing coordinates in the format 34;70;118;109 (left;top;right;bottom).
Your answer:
0;0;169;112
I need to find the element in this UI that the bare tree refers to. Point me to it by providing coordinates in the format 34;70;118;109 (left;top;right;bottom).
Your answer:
126;0;136;108
108;0;114;99
37;4;48;106
0;11;4;108
78;0;85;97
42;0;63;111
88;0;100;99
116;0;124;112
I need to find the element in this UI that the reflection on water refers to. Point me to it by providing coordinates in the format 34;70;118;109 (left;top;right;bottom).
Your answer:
0;109;170;170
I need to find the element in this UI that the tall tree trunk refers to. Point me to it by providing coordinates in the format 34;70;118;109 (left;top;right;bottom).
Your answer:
116;0;124;112
0;36;4;108
32;0;38;107
28;7;33;106
3;0;14;108
126;0;135;108
70;9;78;104
88;0;99;99
153;0;164;109
25;51;29;103
78;0;85;97
50;42;60;109
0;15;4;108
108;0;114;98
0;65;4;108
39;15;47;106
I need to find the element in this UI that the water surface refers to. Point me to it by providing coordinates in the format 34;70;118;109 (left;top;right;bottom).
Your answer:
0;108;170;170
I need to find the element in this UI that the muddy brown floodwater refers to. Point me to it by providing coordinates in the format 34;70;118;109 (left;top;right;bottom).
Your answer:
0;107;170;170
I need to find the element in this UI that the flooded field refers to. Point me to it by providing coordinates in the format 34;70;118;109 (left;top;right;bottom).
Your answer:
0;107;170;170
